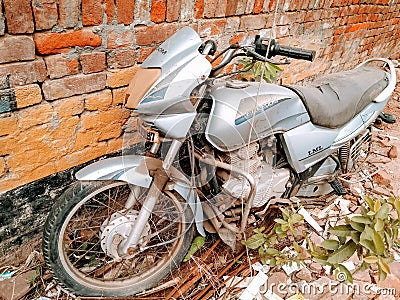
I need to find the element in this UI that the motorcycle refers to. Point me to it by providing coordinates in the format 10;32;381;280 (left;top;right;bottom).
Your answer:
42;27;396;297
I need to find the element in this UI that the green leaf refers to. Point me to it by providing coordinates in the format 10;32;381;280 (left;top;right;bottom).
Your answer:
378;258;391;274
293;242;301;253
364;256;379;264
372;230;385;256
394;199;400;217
375;203;390;220
274;218;287;225
253;227;265;234
184;236;206;262
379;267;388;281
330;225;354;237
290;213;304;224
363;195;375;210
270;258;277;267
350;231;361;244
265;248;280;256
359;238;376;253
280;207;290;219
375;219;385;232
374;200;382;213
350;221;366;232
242;233;266;249
321;239;340;250
327;240;358;265
338;264;353;284
352;215;372;224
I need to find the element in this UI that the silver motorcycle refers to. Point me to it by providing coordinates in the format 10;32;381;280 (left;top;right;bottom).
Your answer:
42;27;397;296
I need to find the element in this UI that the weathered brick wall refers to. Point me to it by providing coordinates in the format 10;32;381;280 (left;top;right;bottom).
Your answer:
0;0;399;195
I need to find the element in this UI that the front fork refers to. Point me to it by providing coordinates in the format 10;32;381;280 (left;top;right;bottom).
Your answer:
118;139;183;256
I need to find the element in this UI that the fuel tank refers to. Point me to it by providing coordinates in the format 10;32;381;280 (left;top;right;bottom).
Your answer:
205;80;310;151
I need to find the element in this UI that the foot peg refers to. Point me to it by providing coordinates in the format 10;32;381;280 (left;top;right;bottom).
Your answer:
378;112;396;124
329;179;346;195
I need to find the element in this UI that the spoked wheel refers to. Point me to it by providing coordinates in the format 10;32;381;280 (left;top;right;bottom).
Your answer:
43;181;194;297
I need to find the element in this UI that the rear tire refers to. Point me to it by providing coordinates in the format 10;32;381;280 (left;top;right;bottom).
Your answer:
43;181;194;297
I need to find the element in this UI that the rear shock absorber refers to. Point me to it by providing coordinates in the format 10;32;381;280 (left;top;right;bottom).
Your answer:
339;142;350;173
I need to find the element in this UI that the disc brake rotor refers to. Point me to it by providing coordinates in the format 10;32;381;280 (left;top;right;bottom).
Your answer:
100;210;151;261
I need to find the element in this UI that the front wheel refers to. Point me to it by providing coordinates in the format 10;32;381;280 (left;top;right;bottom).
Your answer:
43;181;194;297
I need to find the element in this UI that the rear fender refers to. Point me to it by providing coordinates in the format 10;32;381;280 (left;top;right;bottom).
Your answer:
75;155;205;236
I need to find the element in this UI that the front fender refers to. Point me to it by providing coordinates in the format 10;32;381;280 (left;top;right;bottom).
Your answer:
75;155;205;236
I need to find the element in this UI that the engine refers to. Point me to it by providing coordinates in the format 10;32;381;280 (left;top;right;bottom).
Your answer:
217;140;290;207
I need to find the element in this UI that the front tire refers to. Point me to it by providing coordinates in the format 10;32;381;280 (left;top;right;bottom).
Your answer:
43;181;194;297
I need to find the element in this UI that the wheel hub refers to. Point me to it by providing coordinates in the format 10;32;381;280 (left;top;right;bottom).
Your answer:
100;210;150;261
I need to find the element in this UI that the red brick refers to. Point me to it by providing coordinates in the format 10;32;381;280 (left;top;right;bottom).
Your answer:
112;86;128;105
107;66;139;88
0;36;35;64
80;52;106;74
53;95;84;118
17;102;53;130
45;55;79;79
203;0;217;18
32;0;58;30
346;23;368;33
116;0;135;24
239;14;267;30
138;47;156;62
199;19;227;37
135;23;179;46
194;0;205;19
58;0;79;28
0;116;18;137
107;49;136;69
269;0;277;11
3;0;34;34
0;157;6;176
151;0;167;23
166;0;181;21
42;73;107;101
226;0;238;16
214;0;227;17
34;29;102;55
0;60;47;87
253;0;264;13
85;90;112;110
15;84;43;109
82;0;104;26
105;0;115;23
107;29;134;49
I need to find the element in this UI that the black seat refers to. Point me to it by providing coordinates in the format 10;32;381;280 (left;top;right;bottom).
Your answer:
289;66;388;128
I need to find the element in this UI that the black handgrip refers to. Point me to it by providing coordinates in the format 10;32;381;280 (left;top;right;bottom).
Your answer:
269;40;315;62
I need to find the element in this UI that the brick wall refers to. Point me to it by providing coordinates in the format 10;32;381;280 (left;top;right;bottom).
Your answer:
0;0;399;194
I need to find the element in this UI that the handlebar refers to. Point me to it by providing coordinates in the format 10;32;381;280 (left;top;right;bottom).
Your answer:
255;36;315;62
208;35;316;76
268;40;315;62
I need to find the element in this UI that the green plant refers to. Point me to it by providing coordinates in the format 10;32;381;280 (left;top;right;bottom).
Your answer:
242;207;306;267
239;57;282;83
243;195;400;283
310;195;400;283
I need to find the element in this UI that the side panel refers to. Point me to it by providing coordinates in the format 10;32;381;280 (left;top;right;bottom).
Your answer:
282;122;339;173
205;82;310;151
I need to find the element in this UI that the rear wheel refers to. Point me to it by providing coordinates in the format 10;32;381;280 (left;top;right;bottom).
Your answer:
43;181;194;297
